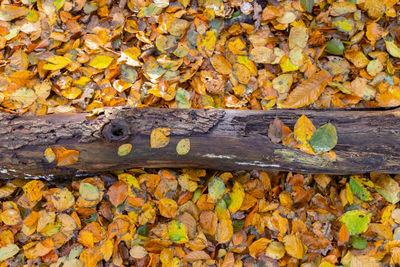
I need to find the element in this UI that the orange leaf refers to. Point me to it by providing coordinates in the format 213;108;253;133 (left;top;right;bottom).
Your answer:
52;147;80;167
216;219;233;244
282;69;332;108
249;238;271;258
107;181;128;207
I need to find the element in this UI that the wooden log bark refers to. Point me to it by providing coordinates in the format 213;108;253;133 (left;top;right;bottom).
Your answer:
1;106;400;179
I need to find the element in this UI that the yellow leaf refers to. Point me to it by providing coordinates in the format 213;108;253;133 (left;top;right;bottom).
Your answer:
176;138;190;155
61;87;82;100
49;188;75;211
283;235;305;259
197;30;217;57
294;114;316;153
216;219;233;243
210;54;232;75
249;238;271;258
280;54;299;72
9;87;37;109
43;56;72;70
44;148;56;163
228;182;245;214
150;127;171;148
119;47;141;67
23;180;44;203
89;55;114;69
159;198;178;219
118;143;132;156
100;239;113;261
233;63;251;84
364;0;385;19
282;69;332;108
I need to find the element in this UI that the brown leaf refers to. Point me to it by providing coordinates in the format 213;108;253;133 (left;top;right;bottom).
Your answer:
282;70;332;108
107;181;128;207
183;250;211;261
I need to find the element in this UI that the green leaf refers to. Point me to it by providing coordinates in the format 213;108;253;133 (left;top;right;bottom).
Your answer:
375;174;400;204
351;236;367;250
0;244;19;261
175;88;191;109
309;123;338;153
79;182;101;201
137;224;149;237
208;176;225;201
325;39;344;55
300;0;314;13
340;210;371;235
168;220;188;243
349;177;372;201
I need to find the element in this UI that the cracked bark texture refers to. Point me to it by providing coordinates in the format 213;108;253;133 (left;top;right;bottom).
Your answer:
1;106;400;179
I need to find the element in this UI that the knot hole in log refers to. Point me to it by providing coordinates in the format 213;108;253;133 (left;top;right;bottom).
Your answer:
102;119;131;142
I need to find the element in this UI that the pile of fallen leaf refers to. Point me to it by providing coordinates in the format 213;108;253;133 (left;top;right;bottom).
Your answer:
2;0;400;114
2;0;400;266
1;170;400;266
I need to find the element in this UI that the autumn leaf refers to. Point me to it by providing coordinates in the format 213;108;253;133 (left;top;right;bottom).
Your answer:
49;188;75;211
183;250;211;261
283;235;305;259
176;138;190;155
0;244;19;261
158;198;178;218
79;182;101;202
228;182;245;214
216;218;233;243
281;69;332;108
168;220;188;243
107;181;128;207
43;56;72;70
211;54;232;75
294;114;315;153
117;143;132;156
349;177;372;202
208;176;225;202
52;147;80;167
150;127;171;149
44;148;56;163
89;55;114;69
266;241;286;260
375;174;400;204
249;238;271;258
23;180;44;203
309;123;338;153
130;245;148;259
340;210;371;235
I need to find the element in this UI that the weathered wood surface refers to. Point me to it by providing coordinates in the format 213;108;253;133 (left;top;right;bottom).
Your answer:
1;106;400;179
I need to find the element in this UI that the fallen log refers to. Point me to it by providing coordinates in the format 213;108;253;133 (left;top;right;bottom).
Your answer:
1;106;400;179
